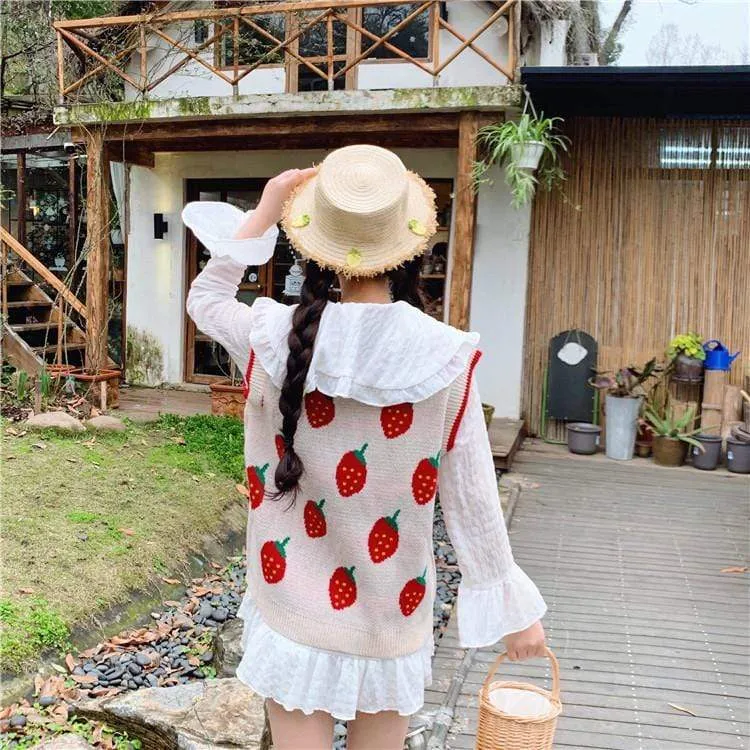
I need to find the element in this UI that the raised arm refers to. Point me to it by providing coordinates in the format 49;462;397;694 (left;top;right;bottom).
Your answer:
439;378;547;660
184;168;316;373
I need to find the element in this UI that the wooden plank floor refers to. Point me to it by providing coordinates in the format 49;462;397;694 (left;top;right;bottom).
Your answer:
431;444;750;750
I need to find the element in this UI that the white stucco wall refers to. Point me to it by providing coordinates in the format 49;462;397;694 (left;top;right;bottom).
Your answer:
124;1;512;100
472;180;532;419
126;147;529;418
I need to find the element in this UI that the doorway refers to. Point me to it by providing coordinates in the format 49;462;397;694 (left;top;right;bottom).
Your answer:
183;178;297;383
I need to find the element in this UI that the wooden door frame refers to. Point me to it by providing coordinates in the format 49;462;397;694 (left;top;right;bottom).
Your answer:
183;176;270;384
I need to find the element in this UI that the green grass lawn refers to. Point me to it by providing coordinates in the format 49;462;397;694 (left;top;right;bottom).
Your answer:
1;414;246;676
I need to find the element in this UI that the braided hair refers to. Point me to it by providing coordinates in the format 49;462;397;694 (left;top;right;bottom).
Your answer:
273;256;424;503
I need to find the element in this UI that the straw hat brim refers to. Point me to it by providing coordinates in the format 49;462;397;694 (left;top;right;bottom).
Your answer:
280;170;438;278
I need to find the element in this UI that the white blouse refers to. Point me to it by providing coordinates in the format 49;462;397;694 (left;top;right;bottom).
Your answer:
183;205;547;720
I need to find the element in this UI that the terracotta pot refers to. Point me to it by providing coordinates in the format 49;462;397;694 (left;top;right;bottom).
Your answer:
652;436;688;467
634;441;652;458
210;379;246;420
71;368;121;409
672;353;704;383
46;364;76;378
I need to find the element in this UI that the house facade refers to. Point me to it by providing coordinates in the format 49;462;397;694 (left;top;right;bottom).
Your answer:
51;0;557;420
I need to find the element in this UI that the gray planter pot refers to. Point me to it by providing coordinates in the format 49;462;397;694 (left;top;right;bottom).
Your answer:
604;394;642;460
727;439;750;474
567;423;601;455
691;434;722;471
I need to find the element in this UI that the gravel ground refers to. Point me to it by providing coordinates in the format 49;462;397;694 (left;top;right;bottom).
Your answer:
5;501;462;749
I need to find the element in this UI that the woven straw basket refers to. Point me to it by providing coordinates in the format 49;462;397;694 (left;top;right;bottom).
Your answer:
476;647;562;750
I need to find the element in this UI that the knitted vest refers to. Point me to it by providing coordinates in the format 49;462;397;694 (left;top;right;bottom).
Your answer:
241;347;480;659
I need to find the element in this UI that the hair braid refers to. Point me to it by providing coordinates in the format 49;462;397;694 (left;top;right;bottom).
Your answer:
272;261;335;503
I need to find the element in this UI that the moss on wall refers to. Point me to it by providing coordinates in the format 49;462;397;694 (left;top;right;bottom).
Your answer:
125;326;163;386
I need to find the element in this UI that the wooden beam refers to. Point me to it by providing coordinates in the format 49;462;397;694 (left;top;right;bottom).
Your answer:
448;111;479;331
53;1;434;30
92;112;460;143
16;153;26;247
83;128;111;372
106;143;155;168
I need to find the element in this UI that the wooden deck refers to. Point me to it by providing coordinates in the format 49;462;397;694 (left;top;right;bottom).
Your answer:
117;385;211;421
489;418;526;470
427;444;750;749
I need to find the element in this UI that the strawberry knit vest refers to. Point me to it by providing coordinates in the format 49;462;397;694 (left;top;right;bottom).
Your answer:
242;347;480;659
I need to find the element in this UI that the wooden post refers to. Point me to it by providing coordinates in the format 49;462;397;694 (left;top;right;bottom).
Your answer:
16;152;26;247
83;128;110;373
68;155;77;268
448;111;479;331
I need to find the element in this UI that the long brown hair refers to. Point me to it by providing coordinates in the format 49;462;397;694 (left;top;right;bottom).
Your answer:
272;256;424;503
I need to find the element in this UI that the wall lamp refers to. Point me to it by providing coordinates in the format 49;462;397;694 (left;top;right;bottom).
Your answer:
154;213;168;240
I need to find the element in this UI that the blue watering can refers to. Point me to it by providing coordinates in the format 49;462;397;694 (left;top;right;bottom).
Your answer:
703;340;740;371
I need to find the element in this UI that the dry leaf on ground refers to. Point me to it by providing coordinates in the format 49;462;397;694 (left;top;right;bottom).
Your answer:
668;702;696;716
720;566;748;574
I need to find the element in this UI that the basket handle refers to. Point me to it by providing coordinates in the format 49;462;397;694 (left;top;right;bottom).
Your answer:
482;646;560;701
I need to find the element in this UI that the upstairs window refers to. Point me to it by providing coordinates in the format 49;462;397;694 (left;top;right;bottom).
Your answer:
218;13;286;67
361;3;432;60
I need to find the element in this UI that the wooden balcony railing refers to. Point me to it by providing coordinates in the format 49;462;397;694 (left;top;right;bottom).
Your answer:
54;0;519;104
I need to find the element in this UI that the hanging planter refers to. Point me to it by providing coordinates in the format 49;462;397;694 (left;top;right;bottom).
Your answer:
510;141;546;170
472;91;571;209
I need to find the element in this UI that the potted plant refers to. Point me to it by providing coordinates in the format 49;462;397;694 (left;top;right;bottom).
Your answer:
644;405;703;467
590;358;659;461
472;110;570;209
667;332;705;383
210;361;246;419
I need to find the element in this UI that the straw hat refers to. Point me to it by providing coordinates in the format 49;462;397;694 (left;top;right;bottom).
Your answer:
280;145;438;277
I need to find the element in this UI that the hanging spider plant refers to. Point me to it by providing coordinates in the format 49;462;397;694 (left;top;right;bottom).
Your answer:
472;96;571;208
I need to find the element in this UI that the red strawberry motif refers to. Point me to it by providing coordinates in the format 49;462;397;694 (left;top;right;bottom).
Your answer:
260;537;289;584
246;463;270;509
275;434;286;460
368;510;401;563
305;390;335;428
380;403;414;439
412;453;440;505
304;499;327;538
399;569;427;616
329;566;357;610
336;444;368;497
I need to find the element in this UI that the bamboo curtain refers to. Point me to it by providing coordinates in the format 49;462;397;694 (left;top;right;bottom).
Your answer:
524;117;750;435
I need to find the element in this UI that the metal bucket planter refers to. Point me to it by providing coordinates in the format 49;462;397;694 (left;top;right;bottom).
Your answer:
510;141;545;170
691;434;722;471
482;403;496;430
604;394;642;460
726;439;750;474
652;436;688;467
567;423;601;455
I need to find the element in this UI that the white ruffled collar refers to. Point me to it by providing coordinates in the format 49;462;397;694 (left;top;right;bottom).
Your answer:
249;298;479;407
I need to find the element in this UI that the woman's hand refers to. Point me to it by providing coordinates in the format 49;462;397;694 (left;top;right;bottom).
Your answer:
503;620;546;661
233;167;317;240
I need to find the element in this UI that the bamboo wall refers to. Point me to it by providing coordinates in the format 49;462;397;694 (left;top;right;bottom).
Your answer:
524;117;750;435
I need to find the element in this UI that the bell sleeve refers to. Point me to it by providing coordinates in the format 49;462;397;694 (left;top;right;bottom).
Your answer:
438;379;547;649
183;204;278;372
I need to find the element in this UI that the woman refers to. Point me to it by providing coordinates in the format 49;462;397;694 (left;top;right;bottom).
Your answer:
184;145;546;750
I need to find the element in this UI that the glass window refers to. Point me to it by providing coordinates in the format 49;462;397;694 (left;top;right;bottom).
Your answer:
299;15;347;58
361;3;431;60
220;13;286;67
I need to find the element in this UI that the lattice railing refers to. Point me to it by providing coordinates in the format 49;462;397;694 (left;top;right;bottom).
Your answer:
54;0;519;103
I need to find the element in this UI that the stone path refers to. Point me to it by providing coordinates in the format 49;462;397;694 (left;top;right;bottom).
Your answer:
428;443;750;750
